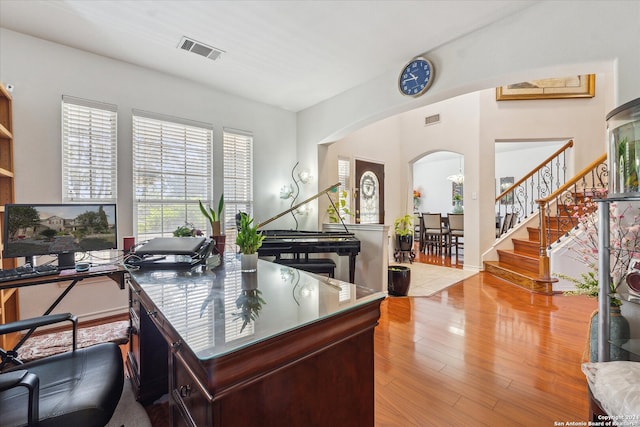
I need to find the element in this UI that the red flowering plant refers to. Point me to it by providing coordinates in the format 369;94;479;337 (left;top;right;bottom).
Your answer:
558;198;640;306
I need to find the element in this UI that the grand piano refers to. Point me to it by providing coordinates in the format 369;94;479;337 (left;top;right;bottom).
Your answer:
256;183;360;283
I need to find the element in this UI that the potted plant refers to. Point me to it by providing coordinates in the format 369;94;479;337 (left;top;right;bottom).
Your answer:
388;265;411;296
235;213;265;272
173;223;200;237
394;214;414;251
199;194;225;254
558;271;629;361
452;193;463;213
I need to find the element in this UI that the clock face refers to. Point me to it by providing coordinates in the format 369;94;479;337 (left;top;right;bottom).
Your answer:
398;57;434;97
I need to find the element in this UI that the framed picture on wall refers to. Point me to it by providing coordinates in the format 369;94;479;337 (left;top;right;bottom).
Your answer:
496;74;595;101
499;176;514;205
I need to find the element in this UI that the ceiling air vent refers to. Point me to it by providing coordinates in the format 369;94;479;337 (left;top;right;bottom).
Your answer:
178;36;225;61
425;114;440;126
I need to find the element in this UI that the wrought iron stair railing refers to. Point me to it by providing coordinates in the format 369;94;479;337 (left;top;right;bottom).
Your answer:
536;153;608;280
496;140;574;235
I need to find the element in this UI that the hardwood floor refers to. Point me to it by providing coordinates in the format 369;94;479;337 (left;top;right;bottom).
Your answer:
145;249;597;426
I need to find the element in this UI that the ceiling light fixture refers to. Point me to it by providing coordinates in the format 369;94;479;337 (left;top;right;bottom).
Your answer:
447;157;464;184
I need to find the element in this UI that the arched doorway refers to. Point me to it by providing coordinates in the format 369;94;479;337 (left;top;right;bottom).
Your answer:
412;151;464;215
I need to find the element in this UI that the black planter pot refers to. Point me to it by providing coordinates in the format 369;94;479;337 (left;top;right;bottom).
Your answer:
388;265;411;296
396;235;413;251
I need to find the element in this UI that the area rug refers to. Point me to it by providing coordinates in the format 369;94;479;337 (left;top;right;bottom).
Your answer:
107;379;152;427
391;262;476;297
17;320;129;362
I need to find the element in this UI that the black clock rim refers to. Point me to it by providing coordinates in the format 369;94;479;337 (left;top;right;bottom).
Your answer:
398;57;435;97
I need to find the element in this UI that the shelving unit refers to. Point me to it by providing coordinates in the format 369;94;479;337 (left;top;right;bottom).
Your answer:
596;197;640;361
0;81;18;350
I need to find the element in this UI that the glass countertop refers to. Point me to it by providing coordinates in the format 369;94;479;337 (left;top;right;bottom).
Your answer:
127;257;384;361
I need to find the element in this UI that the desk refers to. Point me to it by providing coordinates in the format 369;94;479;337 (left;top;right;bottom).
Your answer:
0;265;126;367
126;257;385;426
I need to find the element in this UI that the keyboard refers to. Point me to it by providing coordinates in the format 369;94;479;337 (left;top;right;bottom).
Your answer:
0;264;60;282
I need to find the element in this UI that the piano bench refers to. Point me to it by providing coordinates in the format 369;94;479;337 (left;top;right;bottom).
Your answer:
276;258;336;278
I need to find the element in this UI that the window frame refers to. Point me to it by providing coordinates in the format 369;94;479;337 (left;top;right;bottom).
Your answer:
61;95;118;203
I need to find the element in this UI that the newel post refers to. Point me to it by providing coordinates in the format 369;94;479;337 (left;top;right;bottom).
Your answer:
537;199;551;280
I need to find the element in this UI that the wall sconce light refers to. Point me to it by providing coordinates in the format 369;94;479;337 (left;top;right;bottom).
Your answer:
279;162;312;230
298;170;312;184
280;184;294;199
295;204;311;216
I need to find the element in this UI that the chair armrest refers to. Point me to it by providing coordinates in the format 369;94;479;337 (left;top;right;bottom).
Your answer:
0;369;40;425
0;313;78;349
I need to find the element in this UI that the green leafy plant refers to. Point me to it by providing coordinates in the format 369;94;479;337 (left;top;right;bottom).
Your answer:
326;190;353;223
394;214;414;237
199;194;224;236
235;213;265;254
173;224;195;237
557;271;621;306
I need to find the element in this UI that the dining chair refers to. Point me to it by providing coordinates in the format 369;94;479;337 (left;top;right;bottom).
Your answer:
448;213;464;255
499;212;514;236
422;213;449;254
414;214;424;252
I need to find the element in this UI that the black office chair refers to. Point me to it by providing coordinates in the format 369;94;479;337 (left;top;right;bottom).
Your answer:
0;313;124;427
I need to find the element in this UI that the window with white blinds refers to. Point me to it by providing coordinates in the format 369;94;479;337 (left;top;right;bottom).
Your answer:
62;96;117;202
132;111;213;240
223;129;253;248
338;157;352;223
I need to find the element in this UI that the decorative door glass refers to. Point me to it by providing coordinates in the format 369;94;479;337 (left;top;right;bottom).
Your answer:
359;171;379;224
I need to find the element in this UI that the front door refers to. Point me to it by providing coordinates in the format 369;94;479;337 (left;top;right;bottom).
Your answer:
355;160;384;224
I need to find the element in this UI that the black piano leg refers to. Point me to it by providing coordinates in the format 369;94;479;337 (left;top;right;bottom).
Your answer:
349;255;356;283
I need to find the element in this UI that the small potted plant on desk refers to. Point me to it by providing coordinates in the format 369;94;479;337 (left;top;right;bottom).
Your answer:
235;213;265;272
199;195;225;255
393;214;415;263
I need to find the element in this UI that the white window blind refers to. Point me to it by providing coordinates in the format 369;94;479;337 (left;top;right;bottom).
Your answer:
223;129;253;248
62;96;117;202
338;157;352;223
133;111;213;240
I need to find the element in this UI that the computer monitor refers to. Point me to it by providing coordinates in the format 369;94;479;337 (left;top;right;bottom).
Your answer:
3;203;117;268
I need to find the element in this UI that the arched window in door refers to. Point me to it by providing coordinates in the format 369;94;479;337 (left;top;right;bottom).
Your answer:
355;159;384;224
359;171;380;224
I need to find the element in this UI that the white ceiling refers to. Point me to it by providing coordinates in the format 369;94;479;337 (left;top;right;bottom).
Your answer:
0;0;537;112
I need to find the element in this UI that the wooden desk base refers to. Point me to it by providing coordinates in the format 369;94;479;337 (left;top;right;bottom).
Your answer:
129;278;382;426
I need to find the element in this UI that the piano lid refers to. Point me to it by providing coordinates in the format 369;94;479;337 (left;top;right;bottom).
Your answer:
257;182;344;230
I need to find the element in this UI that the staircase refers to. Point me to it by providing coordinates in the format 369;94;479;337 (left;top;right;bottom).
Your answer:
484;214;574;295
485;149;608;295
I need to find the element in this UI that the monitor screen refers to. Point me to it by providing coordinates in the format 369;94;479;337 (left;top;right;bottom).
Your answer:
3;203;117;267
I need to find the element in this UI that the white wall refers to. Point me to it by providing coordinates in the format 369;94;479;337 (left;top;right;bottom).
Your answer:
0;29;298;320
321;81;612;272
301;1;637;247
